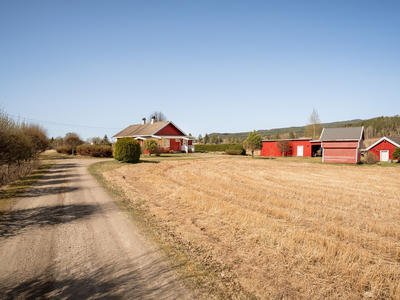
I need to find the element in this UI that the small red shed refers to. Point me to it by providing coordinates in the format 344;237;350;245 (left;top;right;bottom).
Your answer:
260;139;322;157
320;127;364;164
112;117;196;153
366;136;400;161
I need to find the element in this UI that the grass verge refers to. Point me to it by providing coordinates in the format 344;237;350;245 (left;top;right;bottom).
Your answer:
0;158;56;217
89;160;257;299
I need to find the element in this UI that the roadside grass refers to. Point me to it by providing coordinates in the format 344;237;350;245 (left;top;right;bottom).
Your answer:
89;159;257;299
0;153;57;217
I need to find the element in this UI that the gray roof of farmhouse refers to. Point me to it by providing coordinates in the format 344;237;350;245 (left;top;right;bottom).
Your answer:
112;121;169;138
112;121;186;139
319;127;364;141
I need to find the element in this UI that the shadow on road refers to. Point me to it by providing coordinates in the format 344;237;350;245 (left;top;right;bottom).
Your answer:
0;203;102;239
1;252;187;300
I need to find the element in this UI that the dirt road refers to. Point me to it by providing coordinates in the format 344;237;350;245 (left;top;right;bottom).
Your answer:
0;159;191;300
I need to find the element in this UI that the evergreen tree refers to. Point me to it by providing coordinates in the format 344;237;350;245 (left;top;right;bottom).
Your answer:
197;134;203;143
103;134;110;144
204;133;210;144
243;130;263;158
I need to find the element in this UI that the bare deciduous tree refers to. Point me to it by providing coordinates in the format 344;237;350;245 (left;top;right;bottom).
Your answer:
306;108;323;140
64;132;83;155
149;111;167;122
277;140;291;156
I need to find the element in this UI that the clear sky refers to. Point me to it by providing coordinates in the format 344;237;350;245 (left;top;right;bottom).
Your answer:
1;1;399;140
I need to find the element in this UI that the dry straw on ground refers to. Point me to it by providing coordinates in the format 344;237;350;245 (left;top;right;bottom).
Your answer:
104;158;400;299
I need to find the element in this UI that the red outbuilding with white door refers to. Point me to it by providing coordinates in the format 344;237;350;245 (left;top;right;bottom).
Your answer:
366;137;400;161
260;139;322;157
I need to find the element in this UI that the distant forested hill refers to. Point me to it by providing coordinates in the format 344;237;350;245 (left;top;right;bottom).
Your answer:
340;115;400;139
206;116;399;142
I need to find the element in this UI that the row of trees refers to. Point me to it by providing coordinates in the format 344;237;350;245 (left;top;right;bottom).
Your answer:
197;134;243;144
0;108;49;186
350;115;400;139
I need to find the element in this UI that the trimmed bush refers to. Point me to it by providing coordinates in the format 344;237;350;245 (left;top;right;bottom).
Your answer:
76;145;113;157
195;143;245;154
113;137;141;163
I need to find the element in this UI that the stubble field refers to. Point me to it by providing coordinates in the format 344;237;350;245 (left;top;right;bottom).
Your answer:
103;157;400;299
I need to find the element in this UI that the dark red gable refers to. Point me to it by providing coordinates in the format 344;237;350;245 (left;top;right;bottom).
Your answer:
155;123;185;136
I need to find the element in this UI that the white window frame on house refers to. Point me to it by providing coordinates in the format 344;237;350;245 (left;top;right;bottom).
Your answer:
161;138;170;148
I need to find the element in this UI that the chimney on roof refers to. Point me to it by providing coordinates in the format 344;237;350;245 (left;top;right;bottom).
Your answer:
142;118;146;125
151;116;156;124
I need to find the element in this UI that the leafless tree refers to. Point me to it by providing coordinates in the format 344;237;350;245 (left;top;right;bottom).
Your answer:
149;111;167;122
306;108;323;140
64;132;83;155
277;140;291;156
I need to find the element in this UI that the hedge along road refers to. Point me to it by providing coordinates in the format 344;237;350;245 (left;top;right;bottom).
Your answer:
0;158;191;300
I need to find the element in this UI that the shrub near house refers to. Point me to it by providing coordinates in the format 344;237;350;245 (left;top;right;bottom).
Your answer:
392;148;400;161
114;137;141;163
75;145;113;157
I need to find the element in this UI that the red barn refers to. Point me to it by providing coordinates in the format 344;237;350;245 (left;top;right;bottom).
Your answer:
112;117;195;153
320;127;364;164
366;137;400;161
260;139;322;157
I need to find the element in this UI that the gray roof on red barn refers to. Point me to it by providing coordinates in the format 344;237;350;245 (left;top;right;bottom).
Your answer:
319;127;364;141
388;137;400;146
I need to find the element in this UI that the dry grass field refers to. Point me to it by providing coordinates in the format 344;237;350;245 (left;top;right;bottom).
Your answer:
103;158;400;299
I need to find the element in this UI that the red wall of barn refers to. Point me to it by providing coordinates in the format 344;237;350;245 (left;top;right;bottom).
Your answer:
260;141;282;157
322;141;360;164
368;140;398;160
322;141;359;149
260;140;314;157
155;124;184;136
290;140;313;156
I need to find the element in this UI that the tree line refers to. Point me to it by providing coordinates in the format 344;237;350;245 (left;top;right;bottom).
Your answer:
343;115;400;139
0;108;49;186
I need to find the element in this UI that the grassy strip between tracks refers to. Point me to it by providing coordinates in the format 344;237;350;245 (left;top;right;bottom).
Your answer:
89;160;257;300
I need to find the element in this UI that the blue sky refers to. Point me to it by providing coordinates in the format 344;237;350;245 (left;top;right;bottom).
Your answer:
1;1;399;140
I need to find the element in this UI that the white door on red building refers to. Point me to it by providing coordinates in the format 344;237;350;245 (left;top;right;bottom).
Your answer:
297;146;304;157
380;150;389;162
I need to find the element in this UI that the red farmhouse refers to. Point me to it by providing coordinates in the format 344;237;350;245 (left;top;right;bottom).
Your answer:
320;127;364;164
366;136;400;162
112;117;195;153
260;139;322;157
